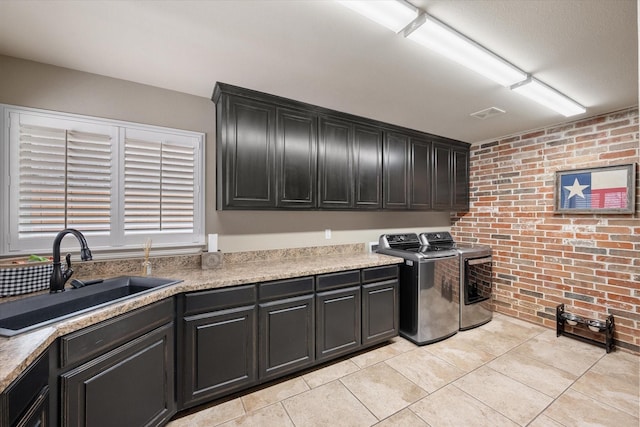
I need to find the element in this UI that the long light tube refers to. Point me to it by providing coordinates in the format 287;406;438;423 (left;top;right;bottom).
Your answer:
511;77;586;117
405;14;527;87
337;0;417;33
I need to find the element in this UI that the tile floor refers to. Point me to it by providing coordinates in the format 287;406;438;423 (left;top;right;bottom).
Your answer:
167;313;639;427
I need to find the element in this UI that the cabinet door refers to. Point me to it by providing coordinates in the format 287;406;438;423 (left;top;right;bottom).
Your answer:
432;142;453;210
181;305;257;408
316;286;361;362
383;132;409;209
362;280;399;346
276;108;317;208
12;386;48;427
409;138;431;210
221;96;276;208
318;117;353;208
259;294;314;380
353;125;382;209
0;350;49;427
452;148;469;210
60;323;175;427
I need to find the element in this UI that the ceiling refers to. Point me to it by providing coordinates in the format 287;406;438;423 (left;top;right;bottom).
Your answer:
0;0;637;144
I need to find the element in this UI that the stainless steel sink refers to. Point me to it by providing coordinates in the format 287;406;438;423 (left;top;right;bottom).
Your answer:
0;276;181;337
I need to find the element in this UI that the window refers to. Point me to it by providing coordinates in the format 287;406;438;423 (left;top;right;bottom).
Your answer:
1;106;204;255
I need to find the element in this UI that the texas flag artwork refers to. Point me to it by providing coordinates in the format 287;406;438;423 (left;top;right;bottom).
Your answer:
559;168;629;210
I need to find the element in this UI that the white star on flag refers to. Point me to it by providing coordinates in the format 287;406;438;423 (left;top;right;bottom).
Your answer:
564;178;589;199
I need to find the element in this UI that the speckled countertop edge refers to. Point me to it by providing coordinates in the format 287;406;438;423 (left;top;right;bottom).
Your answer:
0;252;402;393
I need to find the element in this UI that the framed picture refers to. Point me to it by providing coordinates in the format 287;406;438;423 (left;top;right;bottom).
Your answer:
555;163;636;214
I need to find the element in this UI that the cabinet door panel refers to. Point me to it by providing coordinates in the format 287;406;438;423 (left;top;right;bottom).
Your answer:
353;125;382;208
362;280;399;346
61;323;174;427
225;96;276;208
383;132;409;209
182;306;257;408
259;295;314;380
277;109;317;208
432;142;452;210
316;286;361;362
453;149;469;210
318;117;352;208
410;138;431;210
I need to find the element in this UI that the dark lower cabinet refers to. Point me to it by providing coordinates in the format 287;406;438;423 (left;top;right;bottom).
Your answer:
362;265;400;347
259;293;315;380
178;285;257;409
15;386;48;427
60;322;175;427
316;286;361;361
181;305;257;407
0;351;49;427
362;281;399;346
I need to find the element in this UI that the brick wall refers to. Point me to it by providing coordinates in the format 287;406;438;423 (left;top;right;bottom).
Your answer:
451;107;640;353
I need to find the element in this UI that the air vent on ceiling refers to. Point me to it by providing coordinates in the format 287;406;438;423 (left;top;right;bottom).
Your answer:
470;107;506;120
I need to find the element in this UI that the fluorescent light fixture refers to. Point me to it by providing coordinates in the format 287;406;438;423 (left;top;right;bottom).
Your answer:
405;14;527;87
337;0;417;33
511;77;586;117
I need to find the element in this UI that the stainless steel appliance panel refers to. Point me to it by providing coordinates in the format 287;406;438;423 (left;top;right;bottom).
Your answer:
459;249;492;330
399;255;459;345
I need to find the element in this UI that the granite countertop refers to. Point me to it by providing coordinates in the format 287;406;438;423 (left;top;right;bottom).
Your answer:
0;251;402;393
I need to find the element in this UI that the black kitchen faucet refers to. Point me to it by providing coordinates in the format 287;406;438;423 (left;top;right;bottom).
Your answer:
50;229;93;293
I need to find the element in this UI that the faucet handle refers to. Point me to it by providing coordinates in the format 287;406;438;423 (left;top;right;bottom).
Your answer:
63;253;74;282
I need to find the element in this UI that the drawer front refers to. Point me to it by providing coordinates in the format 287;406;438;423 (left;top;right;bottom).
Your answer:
316;270;360;291
259;277;314;302
184;284;257;315
60;298;174;368
361;265;398;284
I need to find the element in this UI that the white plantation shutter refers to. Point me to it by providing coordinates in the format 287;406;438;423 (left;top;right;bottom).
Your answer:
9;112;116;251
17;124;67;234
124;130;197;235
3;107;204;254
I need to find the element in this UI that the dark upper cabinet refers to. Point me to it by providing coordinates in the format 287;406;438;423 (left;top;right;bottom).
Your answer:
213;82;469;211
409;138;432;210
453;148;470;210
318;117;382;209
318;116;353;208
353;125;383;209
276;108;317;208
217;94;276;209
384;132;432;210
383;131;409;209
432;141;470;211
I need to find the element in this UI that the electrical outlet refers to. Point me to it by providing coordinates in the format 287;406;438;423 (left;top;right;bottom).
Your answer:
368;241;379;253
325;229;331;239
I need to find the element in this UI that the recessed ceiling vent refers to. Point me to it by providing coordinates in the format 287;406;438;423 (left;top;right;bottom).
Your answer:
470;107;506;120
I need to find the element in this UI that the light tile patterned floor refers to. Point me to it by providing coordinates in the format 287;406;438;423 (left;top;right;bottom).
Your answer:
167;314;640;427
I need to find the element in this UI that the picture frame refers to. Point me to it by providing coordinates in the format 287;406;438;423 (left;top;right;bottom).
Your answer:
555;163;636;214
